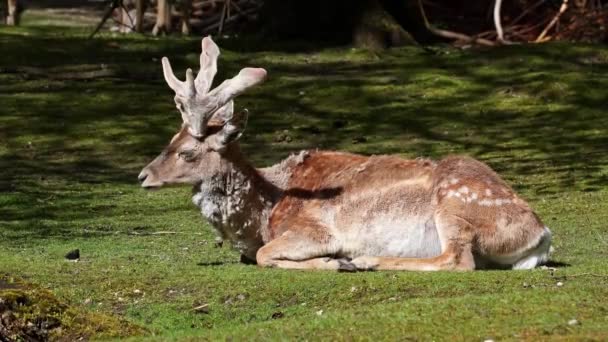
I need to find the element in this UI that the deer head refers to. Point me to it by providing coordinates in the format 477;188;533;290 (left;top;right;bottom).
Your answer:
138;37;266;189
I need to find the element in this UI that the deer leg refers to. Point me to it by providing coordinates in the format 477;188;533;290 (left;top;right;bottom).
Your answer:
351;212;476;271
256;231;355;272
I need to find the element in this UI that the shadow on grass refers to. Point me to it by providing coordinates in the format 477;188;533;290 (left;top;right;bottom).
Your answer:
1;26;607;239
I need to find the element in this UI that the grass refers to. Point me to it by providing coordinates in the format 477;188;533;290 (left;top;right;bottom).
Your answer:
1;8;608;341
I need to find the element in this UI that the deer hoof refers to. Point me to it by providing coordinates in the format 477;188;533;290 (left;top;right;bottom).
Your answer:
337;259;357;272
351;256;380;271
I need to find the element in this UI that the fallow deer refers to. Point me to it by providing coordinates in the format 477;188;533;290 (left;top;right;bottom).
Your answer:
138;36;552;271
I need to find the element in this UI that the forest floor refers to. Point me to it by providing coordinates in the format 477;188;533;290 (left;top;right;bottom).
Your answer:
1;8;608;341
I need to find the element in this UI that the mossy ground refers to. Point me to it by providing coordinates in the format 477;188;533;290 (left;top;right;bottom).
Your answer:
0;274;144;340
1;8;608;341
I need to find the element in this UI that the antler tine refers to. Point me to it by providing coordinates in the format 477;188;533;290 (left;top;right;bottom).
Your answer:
162;57;196;97
185;68;196;96
211;68;267;103
161;57;183;93
160;36;266;138
194;67;267;125
195;36;220;95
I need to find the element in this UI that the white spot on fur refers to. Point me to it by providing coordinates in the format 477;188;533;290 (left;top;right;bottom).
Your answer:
465;194;477;203
494;198;512;206
458;186;469;194
450;178;459;185
479;199;494;206
485;189;492;196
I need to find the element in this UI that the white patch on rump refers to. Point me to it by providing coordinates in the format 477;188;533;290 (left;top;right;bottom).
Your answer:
482;226;552;269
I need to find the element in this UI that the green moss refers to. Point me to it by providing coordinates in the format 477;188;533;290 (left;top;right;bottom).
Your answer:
0;275;144;340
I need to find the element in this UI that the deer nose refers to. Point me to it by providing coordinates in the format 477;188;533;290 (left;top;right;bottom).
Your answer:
138;171;148;183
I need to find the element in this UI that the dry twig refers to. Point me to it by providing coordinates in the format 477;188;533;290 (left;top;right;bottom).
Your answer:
536;0;570;42
418;0;496;46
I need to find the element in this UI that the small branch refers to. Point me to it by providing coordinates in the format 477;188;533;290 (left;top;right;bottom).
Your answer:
90;0;122;39
202;8;256;33
535;0;569;42
418;0;496;46
119;0;136;29
510;0;546;26
218;0;229;35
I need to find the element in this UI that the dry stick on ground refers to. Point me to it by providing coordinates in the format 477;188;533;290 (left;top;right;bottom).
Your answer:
477;24;523;39
536;0;569;42
510;18;552;39
417;0;496;46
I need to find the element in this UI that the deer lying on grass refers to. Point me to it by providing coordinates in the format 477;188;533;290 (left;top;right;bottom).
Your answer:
138;37;552;271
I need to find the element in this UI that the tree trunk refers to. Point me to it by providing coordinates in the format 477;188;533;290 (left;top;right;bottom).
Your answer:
352;0;417;50
181;0;192;35
6;0;20;26
259;0;422;49
135;0;145;33
152;0;171;36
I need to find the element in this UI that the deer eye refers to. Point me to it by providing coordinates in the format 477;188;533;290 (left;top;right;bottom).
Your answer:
178;150;197;162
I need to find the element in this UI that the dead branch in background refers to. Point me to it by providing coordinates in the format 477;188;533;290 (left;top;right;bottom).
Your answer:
418;0;496;46
536;0;570;42
96;0;262;36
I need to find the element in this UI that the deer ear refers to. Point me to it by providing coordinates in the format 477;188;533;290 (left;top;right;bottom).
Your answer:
208;106;248;152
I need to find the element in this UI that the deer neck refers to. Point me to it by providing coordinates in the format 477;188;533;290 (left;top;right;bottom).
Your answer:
191;144;280;260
